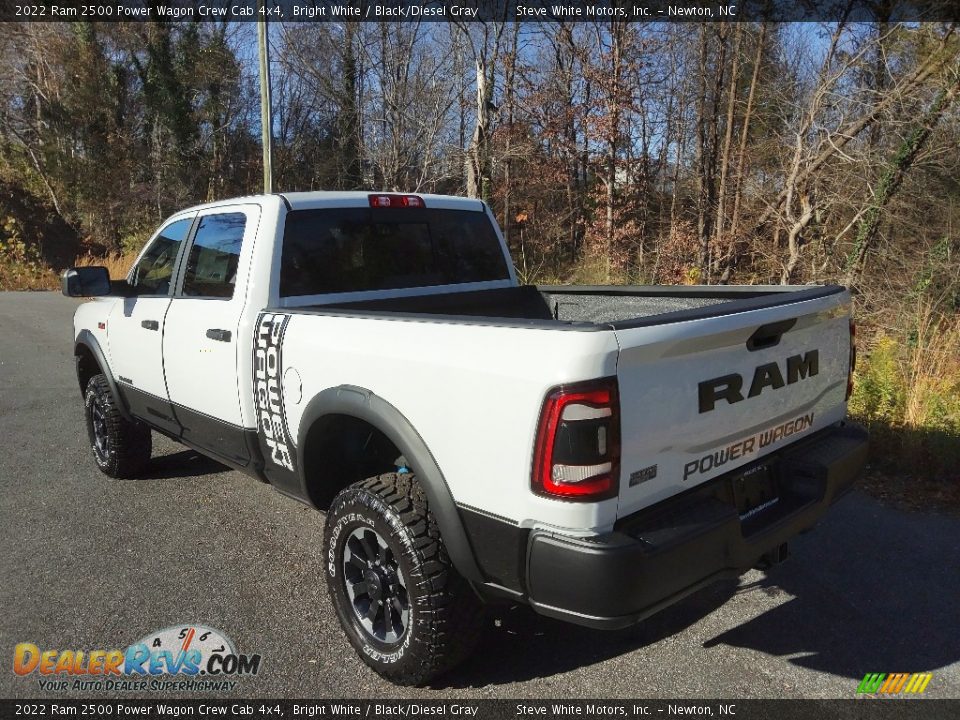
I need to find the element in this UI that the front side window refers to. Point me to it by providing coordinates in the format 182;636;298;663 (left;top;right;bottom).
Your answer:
128;218;191;295
181;213;247;299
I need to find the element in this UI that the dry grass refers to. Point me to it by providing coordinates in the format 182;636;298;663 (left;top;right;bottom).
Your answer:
75;251;137;280
0;234;138;291
849;299;960;504
902;302;960;430
0;256;57;290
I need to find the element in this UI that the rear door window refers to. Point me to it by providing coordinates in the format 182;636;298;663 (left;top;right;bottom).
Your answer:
180;213;247;299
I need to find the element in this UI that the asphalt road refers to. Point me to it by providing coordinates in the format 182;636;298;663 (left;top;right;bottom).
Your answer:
1;291;959;701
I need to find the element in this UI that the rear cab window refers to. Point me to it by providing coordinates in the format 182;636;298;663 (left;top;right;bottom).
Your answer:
279;207;510;297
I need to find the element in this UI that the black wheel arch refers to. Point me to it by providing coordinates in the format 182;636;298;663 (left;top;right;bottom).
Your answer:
74;330;131;421
297;385;484;585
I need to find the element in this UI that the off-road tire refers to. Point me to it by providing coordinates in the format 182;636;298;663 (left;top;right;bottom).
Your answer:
323;472;484;686
84;374;152;478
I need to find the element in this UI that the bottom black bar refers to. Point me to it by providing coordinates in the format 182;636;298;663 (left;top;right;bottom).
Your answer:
0;699;956;720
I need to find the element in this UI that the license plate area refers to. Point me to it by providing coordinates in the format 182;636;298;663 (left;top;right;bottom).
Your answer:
732;463;779;529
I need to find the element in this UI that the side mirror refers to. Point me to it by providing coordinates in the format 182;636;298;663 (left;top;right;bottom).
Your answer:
61;266;112;297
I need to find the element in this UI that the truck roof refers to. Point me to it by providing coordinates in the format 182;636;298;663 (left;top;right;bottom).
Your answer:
178;191;485;214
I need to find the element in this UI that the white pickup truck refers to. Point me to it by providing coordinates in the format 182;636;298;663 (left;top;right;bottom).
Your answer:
63;191;867;685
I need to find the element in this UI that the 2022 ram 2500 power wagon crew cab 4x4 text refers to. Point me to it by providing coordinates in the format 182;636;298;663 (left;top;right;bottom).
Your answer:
63;191;867;685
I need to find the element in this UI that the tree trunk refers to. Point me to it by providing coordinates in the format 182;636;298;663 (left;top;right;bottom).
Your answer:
695;25;727;280
501;23;518;249
602;22;625;283
464;26;500;203
694;27;711;276
781;191;815;284
713;24;742;273
720;23;765;283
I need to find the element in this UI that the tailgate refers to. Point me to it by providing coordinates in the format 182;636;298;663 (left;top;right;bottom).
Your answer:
613;288;851;519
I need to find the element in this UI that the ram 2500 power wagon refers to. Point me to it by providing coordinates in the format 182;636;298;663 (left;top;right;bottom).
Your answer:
63;191;867;685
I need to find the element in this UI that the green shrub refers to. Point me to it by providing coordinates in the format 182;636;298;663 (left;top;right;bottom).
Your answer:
850;334;903;424
850;312;960;481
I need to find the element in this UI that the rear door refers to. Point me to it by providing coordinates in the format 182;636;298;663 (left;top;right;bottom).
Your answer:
612;289;851;518
162;205;260;464
108;215;195;435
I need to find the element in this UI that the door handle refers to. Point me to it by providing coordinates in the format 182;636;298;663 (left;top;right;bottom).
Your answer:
141;320;159;331
206;328;232;342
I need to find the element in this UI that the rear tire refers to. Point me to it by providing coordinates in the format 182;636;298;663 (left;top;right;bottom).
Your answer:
323;473;484;686
84;374;152;478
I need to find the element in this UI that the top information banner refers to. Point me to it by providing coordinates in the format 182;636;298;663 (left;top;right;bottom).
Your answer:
3;0;959;23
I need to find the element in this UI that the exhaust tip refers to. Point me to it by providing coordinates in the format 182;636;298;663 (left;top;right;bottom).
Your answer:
755;542;790;570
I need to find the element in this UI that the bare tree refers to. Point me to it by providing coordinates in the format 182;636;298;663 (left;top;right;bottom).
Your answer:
363;22;459;191
454;19;507;200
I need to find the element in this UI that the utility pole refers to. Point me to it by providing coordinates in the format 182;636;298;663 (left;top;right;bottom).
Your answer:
257;3;273;193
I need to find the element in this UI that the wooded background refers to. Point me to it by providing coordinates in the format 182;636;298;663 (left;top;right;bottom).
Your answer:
0;18;957;481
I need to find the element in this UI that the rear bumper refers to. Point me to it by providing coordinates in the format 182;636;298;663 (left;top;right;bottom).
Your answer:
525;422;868;629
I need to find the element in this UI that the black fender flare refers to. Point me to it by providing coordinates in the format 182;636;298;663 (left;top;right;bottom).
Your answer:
74;330;132;421
296;385;484;584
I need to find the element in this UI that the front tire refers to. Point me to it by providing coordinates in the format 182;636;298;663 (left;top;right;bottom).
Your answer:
84;374;152;478
323;473;484;686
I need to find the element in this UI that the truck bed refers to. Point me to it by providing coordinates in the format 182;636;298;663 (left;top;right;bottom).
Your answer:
299;284;844;329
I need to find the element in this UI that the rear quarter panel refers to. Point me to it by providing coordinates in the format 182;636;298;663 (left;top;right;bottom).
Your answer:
275;313;622;533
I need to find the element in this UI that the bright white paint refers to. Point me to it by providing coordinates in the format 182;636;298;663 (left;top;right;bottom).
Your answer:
73;191;852;535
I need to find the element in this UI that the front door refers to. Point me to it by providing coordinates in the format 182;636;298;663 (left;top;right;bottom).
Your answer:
108;215;195;436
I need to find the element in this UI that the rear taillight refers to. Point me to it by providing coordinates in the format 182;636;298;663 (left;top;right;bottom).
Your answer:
846;319;857;400
532;378;620;501
368;193;425;208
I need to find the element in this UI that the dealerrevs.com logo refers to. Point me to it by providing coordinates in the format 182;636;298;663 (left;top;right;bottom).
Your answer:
13;625;262;692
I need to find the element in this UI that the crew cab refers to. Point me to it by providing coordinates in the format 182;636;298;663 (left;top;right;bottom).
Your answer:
62;192;867;685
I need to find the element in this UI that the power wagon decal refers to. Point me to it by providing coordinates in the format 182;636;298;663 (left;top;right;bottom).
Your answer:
253;312;296;474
